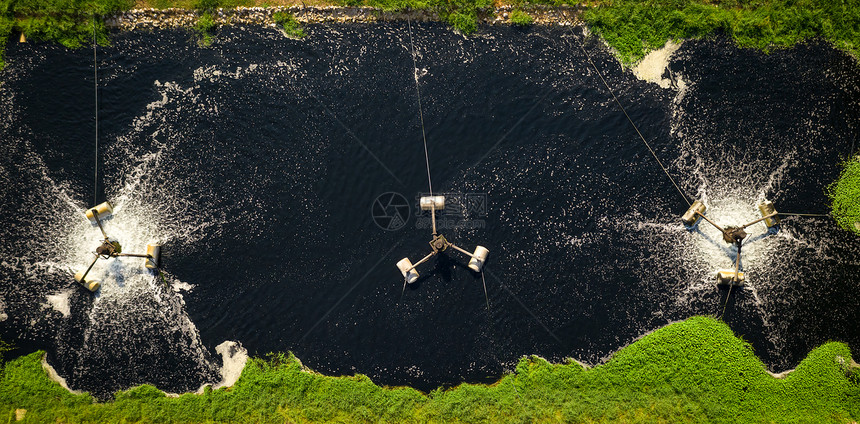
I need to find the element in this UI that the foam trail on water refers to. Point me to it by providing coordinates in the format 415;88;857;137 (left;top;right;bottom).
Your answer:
0;74;253;398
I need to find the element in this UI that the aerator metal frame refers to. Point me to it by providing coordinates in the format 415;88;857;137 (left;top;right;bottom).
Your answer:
74;201;161;292
396;196;490;286
682;199;780;287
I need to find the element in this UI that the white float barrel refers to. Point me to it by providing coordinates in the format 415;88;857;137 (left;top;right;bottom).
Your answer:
74;271;101;292
396;258;420;284
757;200;780;228
681;200;706;226
145;244;161;269
85;201;114;222
420;196;446;211
468;246;489;272
715;269;745;286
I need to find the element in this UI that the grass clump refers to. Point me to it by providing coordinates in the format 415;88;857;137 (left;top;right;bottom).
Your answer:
443;0;493;35
584;0;860;65
1;317;858;423
194;11;216;45
0;0;134;70
342;0;490;34
273;11;305;38
509;9;533;26
192;0;219;45
827;157;860;235
0;16;12;69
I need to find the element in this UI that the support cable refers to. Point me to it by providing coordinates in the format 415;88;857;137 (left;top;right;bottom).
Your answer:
406;16;433;196
719;240;743;319
567;29;691;207
93;14;99;205
720;280;734;319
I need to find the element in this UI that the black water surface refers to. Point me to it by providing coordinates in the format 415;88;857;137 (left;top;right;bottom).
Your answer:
1;24;858;398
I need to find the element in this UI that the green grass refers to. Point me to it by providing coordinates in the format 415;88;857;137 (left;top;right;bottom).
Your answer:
273;10;305;38
337;0;490;34
509;9;533;26
1;317;858;423
2;0;859;68
194;11;216;45
827;157;860;235
0;0;134;69
583;0;860;65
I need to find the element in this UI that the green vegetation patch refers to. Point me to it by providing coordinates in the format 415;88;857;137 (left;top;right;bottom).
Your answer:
827;156;860;235
194;11;216;45
337;0;491;34
508;9;533;26
1;317;858;423
584;0;860;65
2;0;860;69
273;11;305;38
0;0;133;69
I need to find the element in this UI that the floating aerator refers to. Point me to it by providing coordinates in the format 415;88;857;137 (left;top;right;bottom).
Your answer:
397;258;420;284
715;269;745;286
74;270;101;292
681;200;707;226
468;246;489;272
757;200;780;228
145;244;161;269
420;196;445;211
85;201;113;222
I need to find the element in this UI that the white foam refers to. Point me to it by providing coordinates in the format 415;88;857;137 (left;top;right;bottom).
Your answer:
213;341;249;389
171;280;195;292
41;355;82;394
0;298;6;322
45;289;74;318
633;41;683;89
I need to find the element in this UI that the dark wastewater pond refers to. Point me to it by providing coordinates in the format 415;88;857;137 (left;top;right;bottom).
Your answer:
1;23;859;398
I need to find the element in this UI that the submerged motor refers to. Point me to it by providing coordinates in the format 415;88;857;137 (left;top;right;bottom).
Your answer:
96;239;122;258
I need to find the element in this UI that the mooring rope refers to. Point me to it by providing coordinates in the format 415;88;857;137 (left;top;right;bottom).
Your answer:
481;271;490;311
719;239;742;319
93;14;99;205
406;16;434;196
779;212;830;217
719;280;734;319
566;29;692;208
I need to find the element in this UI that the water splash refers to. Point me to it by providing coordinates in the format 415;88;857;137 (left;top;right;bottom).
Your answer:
0;72;259;397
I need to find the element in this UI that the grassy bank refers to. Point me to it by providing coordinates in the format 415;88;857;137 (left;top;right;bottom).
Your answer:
827;156;860;235
584;0;860;64
0;0;135;68
1;317;858;423
2;0;860;69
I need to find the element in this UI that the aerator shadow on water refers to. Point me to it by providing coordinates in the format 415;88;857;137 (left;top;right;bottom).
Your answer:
73;201;162;292
682;199;781;287
396;196;491;309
